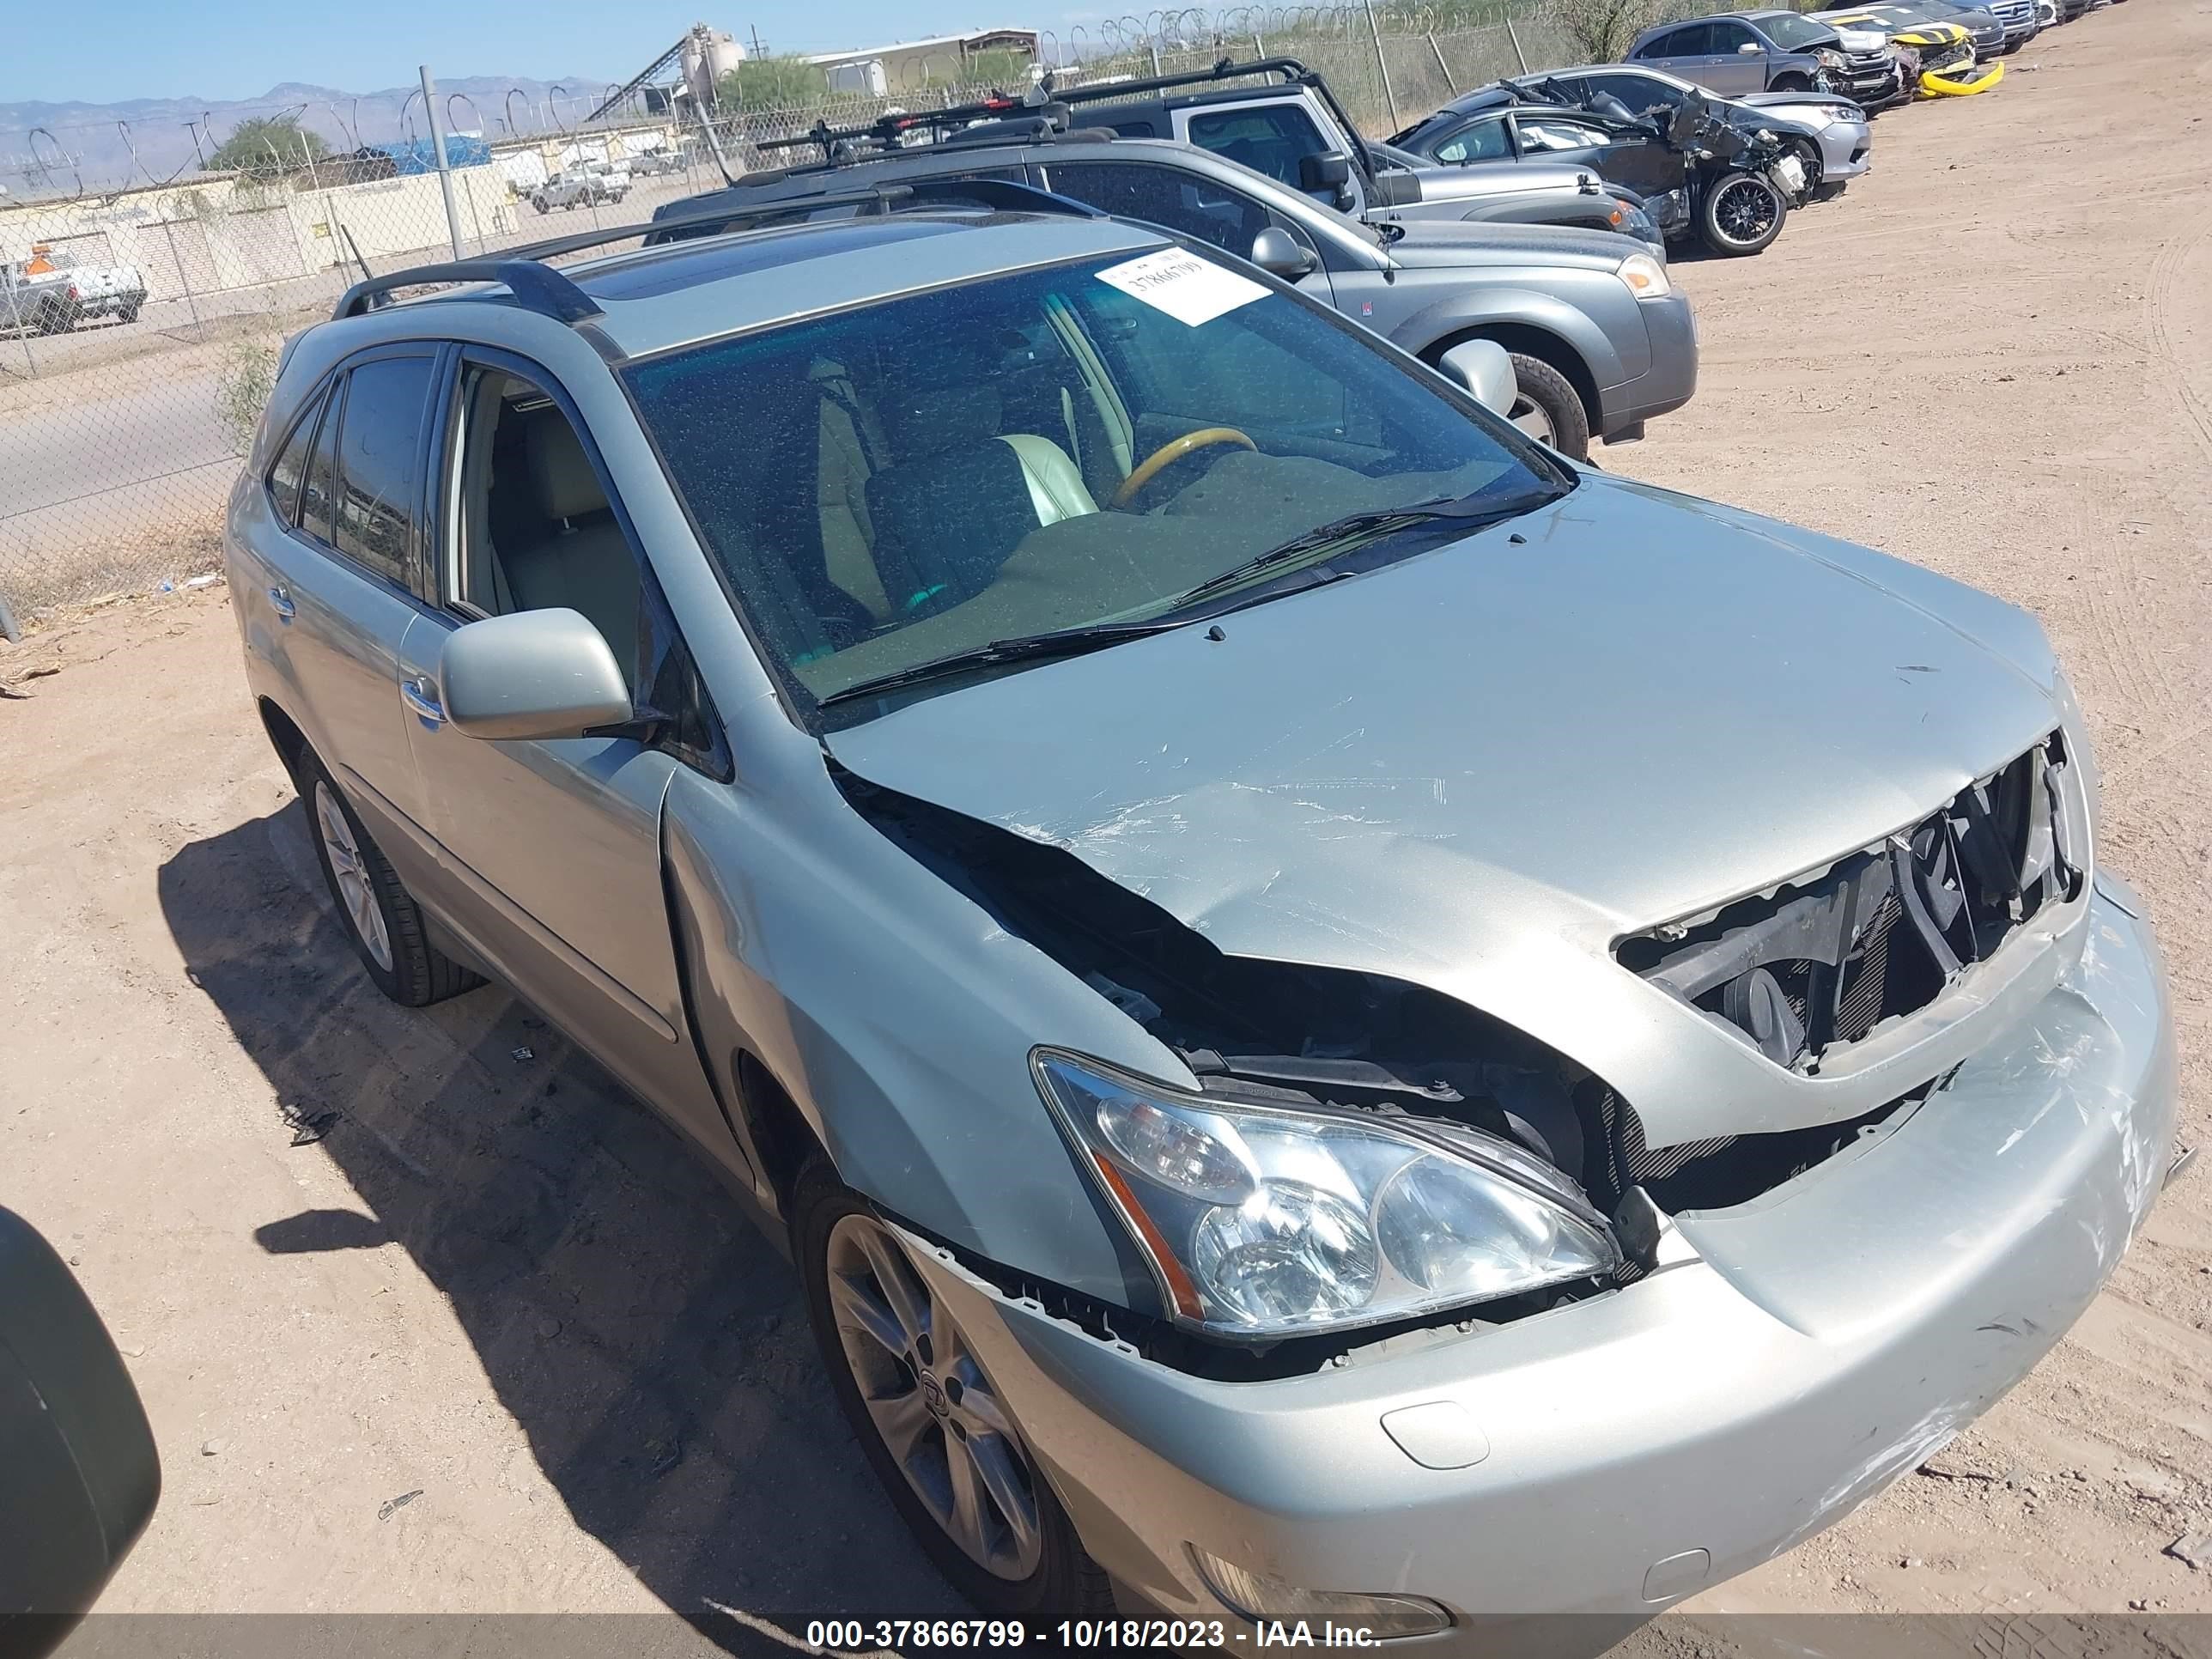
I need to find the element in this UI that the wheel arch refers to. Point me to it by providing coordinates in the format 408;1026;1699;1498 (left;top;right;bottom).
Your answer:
1421;321;1603;437
257;695;311;790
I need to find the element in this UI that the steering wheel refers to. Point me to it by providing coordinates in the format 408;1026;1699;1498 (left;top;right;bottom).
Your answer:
1109;427;1258;510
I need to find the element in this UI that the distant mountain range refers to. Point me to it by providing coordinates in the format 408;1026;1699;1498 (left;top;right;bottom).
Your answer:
0;76;604;196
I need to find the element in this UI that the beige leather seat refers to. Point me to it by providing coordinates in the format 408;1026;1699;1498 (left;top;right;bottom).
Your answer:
862;380;1097;612
504;411;641;682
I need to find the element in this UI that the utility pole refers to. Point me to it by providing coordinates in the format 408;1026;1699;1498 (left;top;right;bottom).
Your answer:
420;64;467;258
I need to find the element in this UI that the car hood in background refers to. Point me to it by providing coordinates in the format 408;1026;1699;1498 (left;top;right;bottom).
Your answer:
826;473;2060;989
1384;218;1636;270
1404;158;1605;204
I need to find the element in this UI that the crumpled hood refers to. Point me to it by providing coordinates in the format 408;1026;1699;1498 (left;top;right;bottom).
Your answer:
827;475;2059;986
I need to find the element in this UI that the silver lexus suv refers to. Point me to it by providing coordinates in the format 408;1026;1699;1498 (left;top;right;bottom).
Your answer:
226;189;2180;1644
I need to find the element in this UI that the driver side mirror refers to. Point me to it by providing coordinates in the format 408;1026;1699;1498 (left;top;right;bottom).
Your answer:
1249;227;1318;281
1436;338;1518;421
1298;150;1352;191
440;608;635;742
1737;40;1764;52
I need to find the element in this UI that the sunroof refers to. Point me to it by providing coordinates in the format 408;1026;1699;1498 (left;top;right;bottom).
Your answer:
574;217;971;301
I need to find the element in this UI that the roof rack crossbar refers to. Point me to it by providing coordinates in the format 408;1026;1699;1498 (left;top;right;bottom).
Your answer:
332;258;604;323
1042;55;1311;106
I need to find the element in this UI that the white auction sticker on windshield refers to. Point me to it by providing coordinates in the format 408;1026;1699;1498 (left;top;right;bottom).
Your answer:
1094;247;1268;327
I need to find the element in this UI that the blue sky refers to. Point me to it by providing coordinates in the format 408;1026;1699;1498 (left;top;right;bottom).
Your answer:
8;0;1036;105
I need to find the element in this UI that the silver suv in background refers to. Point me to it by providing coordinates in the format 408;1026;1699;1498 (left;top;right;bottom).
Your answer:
222;188;2180;1644
666;120;1696;457
1627;8;1903;106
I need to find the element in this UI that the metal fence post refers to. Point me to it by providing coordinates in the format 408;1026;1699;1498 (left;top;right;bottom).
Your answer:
1364;0;1401;131
420;64;467;260
1427;31;1454;86
157;215;204;339
1504;15;1532;74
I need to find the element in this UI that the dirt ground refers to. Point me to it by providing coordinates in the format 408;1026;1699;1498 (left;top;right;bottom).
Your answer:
3;3;2208;1651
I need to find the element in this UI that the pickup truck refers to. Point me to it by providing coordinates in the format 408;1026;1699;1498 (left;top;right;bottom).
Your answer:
1042;58;1665;248
529;168;631;214
1;249;146;332
40;248;148;325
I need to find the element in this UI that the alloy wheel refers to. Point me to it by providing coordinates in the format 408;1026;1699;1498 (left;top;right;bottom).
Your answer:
1713;177;1779;246
314;780;393;972
1507;394;1557;445
824;1212;1044;1582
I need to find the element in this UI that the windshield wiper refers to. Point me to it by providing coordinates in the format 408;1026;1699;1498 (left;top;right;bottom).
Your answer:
817;617;1183;708
1164;489;1557;611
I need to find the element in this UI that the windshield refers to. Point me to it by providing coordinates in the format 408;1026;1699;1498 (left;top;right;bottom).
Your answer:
1760;11;1843;46
625;246;1559;720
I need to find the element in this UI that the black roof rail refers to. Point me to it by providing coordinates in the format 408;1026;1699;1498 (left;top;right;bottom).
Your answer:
332;258;604;323
331;179;1102;322
754;92;1043;160
1042;54;1311;106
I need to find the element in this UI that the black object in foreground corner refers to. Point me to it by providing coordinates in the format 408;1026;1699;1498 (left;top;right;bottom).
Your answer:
0;1206;161;1659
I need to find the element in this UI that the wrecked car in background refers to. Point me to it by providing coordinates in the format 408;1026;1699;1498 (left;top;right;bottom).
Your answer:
227;187;2182;1642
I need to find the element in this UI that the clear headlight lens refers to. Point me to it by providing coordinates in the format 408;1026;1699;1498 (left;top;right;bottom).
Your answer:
1824;103;1864;121
1617;251;1671;298
1034;1050;1620;1338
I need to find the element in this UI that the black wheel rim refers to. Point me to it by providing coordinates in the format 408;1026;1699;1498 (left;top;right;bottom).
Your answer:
1714;177;1778;245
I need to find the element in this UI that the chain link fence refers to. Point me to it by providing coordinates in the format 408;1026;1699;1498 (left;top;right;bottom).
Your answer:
0;0;1747;626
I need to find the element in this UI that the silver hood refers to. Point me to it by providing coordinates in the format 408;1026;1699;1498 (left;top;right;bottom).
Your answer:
1385;218;1634;270
827;475;2065;1139
1400;157;1604;205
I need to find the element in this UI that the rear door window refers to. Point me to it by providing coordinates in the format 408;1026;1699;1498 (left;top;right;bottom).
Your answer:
1658;21;1715;53
1183;103;1331;192
330;354;437;587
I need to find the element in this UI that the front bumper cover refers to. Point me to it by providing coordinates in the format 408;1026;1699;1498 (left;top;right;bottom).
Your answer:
1596;288;1698;434
899;878;2176;1638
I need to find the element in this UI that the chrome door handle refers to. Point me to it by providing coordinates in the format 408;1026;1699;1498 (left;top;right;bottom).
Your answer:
268;585;296;621
401;677;446;726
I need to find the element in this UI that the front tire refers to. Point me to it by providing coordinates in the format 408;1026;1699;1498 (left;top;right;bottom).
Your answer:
1500;351;1591;460
1771;73;1812;90
1699;173;1788;255
793;1164;1115;1622
300;751;480;1006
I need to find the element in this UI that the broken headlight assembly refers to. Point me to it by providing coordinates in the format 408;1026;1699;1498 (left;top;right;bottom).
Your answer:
1033;1050;1621;1339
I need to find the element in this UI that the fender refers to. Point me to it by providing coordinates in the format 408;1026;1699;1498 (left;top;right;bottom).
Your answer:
659;760;1174;1312
1389;282;1640;392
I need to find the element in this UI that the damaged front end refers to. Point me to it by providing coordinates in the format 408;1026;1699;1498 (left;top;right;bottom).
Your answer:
829;725;2099;1374
836;767;1638;1364
1620;733;2082;1078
